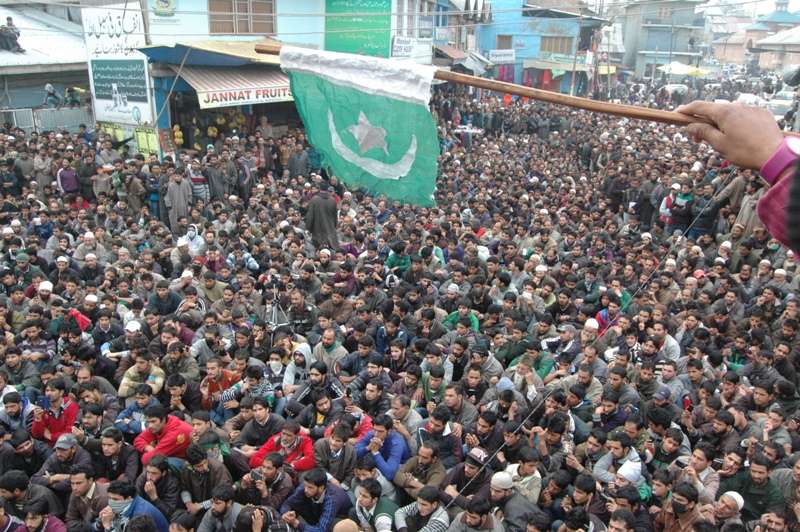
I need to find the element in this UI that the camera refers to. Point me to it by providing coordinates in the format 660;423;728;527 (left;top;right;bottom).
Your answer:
251;469;263;481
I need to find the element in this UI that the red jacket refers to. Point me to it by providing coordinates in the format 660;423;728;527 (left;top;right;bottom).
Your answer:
31;398;79;447
134;415;193;465
200;370;241;411
323;415;373;440
249;433;316;471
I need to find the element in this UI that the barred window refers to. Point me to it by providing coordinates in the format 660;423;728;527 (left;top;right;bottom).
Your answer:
209;0;275;35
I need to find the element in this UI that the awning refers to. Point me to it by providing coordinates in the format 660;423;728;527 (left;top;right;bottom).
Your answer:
454;50;494;76
138;38;282;67
171;64;293;109
435;45;469;62
523;59;587;72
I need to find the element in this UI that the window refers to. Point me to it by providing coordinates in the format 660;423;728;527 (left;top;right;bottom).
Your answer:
541;36;574;55
209;0;275;35
497;35;513;49
658;6;675;19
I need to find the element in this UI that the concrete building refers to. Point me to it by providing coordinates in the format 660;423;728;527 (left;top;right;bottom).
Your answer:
745;0;800;70
477;0;604;94
621;0;705;79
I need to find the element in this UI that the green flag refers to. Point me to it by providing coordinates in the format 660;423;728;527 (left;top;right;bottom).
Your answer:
280;47;438;206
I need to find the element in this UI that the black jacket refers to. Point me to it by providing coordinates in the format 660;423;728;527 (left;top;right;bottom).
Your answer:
96;442;141;482
233;414;286;449
135;468;182;520
297;401;345;440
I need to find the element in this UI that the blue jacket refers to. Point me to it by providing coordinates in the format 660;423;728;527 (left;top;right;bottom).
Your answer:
124;496;169;532
115;397;159;434
281;482;352;532
375;326;409;356
354;429;409;480
147;291;183;316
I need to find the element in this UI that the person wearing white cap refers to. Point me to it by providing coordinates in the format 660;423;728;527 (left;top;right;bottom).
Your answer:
487;471;537;532
31;280;60;311
580;318;600;346
713;491;744;529
72;230;107;268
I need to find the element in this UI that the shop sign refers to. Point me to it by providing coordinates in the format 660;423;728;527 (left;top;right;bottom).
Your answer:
392;36;414;57
488;49;515;64
539;51;586;66
197;86;293;109
419;16;433;39
82;3;154;126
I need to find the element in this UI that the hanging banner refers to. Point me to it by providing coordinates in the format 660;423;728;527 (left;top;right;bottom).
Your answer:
82;4;155;127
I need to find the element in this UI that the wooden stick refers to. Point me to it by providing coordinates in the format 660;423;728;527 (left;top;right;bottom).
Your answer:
255;42;798;136
432;69;713;128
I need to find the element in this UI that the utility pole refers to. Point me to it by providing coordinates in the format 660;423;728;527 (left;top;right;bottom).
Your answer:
570;12;584;96
667;0;678;82
652;47;659;84
607;45;612;99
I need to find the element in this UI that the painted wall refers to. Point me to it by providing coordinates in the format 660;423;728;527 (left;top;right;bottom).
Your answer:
146;0;324;48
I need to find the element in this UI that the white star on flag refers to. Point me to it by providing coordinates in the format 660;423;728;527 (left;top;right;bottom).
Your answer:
347;111;388;155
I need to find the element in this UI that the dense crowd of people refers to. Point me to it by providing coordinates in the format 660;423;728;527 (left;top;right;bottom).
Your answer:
0;87;796;532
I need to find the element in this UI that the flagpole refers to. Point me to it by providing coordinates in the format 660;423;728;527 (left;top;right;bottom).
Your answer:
254;43;799;137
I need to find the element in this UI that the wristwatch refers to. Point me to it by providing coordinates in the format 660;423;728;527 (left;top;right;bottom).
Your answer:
760;136;800;186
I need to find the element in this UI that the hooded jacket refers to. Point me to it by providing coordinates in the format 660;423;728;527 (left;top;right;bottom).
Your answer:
0;396;34;432
416;421;462;469
593;445;642;484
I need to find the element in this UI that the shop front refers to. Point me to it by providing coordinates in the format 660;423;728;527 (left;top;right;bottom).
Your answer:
138;39;304;157
522;58;588;95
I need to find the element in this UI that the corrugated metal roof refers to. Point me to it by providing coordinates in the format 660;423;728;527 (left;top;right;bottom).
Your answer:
0;7;86;74
757;24;800;46
713;30;747;44
756;10;800;23
745;22;772;30
435;45;469;61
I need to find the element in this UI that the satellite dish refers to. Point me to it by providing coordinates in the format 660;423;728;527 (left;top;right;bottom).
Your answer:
782;64;800;87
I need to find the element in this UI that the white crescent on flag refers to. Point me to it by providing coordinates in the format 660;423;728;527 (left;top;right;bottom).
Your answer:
328;109;417;181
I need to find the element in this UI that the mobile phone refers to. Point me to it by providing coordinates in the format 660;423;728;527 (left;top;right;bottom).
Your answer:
251;468;263;481
686;404;694;413
627;403;639;414
36;396;50;410
755;442;764;452
598;491;613;502
74;420;82;428
676;459;688;468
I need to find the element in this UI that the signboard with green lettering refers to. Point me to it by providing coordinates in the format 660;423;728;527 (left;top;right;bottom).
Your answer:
325;0;392;57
